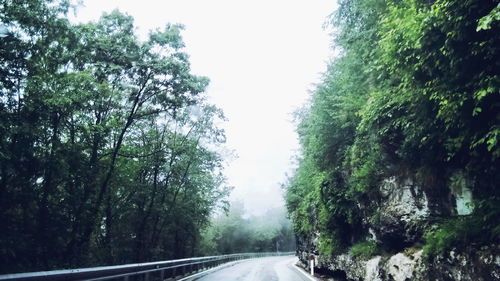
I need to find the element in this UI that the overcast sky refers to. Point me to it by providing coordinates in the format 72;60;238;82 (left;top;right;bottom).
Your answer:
74;0;337;216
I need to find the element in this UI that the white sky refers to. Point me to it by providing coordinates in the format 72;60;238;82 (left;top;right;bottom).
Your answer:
74;0;337;216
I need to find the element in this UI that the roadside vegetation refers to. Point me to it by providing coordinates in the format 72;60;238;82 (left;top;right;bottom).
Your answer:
199;202;296;256
285;0;499;257
0;0;230;273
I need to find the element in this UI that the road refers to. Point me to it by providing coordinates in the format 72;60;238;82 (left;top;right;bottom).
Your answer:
181;256;314;281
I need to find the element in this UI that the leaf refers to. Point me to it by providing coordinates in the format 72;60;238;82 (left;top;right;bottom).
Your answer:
477;4;500;31
472;107;482;116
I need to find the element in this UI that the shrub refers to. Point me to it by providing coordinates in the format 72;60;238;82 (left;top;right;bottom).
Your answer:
349;240;379;259
423;216;484;257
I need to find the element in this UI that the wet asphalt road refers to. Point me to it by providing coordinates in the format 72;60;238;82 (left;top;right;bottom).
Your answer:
183;256;313;281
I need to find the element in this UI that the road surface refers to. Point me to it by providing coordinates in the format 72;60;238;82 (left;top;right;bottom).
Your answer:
181;256;314;281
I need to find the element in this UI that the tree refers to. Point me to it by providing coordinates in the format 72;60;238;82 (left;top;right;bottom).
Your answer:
199;202;296;256
285;0;499;257
0;1;229;273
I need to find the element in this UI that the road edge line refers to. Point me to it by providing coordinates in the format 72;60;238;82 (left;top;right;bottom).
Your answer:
291;259;318;281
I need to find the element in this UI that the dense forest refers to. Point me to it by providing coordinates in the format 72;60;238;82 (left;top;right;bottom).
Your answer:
199;203;296;255
0;0;234;273
286;0;499;267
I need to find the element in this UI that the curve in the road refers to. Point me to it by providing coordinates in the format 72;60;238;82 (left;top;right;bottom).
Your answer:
180;256;315;281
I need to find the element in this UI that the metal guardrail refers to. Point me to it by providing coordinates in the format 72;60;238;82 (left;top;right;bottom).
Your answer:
0;252;295;281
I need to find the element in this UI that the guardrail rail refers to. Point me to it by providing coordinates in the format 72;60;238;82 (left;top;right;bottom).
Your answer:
0;251;295;281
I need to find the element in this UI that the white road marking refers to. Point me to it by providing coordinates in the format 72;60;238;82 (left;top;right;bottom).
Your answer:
290;258;318;281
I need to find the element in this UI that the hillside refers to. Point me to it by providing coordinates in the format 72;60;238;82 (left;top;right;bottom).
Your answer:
285;1;500;280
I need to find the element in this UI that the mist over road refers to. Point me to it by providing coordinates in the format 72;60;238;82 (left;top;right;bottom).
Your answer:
183;256;314;281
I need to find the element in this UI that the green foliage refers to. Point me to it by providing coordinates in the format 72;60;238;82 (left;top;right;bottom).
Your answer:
285;0;499;258
422;194;499;259
349;240;379;259
347;140;384;195
286;0;386;256
199;203;296;256
318;235;336;256
477;4;500;31
0;1;229;273
423;216;483;257
423;224;457;257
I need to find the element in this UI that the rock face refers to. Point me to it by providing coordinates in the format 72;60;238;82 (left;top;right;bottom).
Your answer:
299;246;500;281
296;175;499;281
372;177;432;249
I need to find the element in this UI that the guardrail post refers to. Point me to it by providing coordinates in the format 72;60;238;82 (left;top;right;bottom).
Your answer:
145;272;150;281
160;269;164;281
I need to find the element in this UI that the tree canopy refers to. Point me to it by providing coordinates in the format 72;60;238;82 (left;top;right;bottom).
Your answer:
0;0;230;273
285;0;499;256
198;202;296;256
